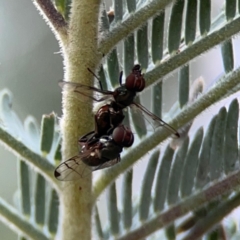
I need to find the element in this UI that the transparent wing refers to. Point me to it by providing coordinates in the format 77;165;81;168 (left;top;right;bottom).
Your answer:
59;81;114;103
131;102;180;138
54;153;121;181
54;152;93;181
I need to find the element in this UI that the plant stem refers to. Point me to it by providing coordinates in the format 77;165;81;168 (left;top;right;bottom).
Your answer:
59;0;101;239
117;168;240;240
33;0;68;44
0;126;59;191
144;15;240;88
183;192;240;240
98;0;176;55
0;198;50;240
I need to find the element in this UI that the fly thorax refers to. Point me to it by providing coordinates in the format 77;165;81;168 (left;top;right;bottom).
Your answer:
113;86;136;107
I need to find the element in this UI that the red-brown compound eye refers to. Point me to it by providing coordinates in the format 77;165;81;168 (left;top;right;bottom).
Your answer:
125;65;145;92
112;125;134;147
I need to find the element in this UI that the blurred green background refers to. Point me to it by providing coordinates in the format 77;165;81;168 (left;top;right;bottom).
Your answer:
0;0;62;238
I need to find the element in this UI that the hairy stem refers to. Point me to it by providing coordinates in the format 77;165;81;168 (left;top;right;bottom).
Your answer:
98;0;176;55
0;198;50;240
59;0;101;239
0;127;59;192
183;192;240;240
117;168;240;240
144;15;240;88
33;0;68;44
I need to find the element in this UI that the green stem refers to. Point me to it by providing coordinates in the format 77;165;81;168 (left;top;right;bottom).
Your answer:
98;0;176;55
33;0;68;44
59;0;101;239
0;127;59;191
144;14;240;88
117;168;240;240
183;192;240;240
93;67;240;201
0;198;51;240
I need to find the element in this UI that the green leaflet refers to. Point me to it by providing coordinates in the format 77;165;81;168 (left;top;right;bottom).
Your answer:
167;137;189;205
154;146;174;212
221;39;234;73
18;160;31;216
121;169;133;229
185;0;197;45
114;0;123;22
126;0;136;13
223;99;239;174
137;24;148;70
107;182;119;235
40;113;55;156
123;34;134;76
209;107;227;180
168;0;185;54
34;174;46;226
151;12;165;63
55;0;71;21
195;116;217;189
130;95;147;138
139;150;160;220
226;0;236;21
199;0;211;35
180;128;204;198
47;189;59;234
178;65;189;108
151;81;162;118
107;49;120;87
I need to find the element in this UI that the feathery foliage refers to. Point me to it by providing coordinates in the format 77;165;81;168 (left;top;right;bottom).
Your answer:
1;0;240;239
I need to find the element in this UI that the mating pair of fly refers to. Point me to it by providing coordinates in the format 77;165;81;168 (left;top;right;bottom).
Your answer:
54;64;180;181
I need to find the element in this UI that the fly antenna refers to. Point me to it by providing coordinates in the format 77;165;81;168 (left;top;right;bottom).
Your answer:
87;68;103;90
119;71;123;86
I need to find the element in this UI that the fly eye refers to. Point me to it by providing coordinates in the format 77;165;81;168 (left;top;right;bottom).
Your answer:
125;73;145;92
112;125;134;147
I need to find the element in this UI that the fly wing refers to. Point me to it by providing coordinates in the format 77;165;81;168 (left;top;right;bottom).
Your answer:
54;154;120;181
59;81;114;103
54;152;93;181
131;102;180;138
